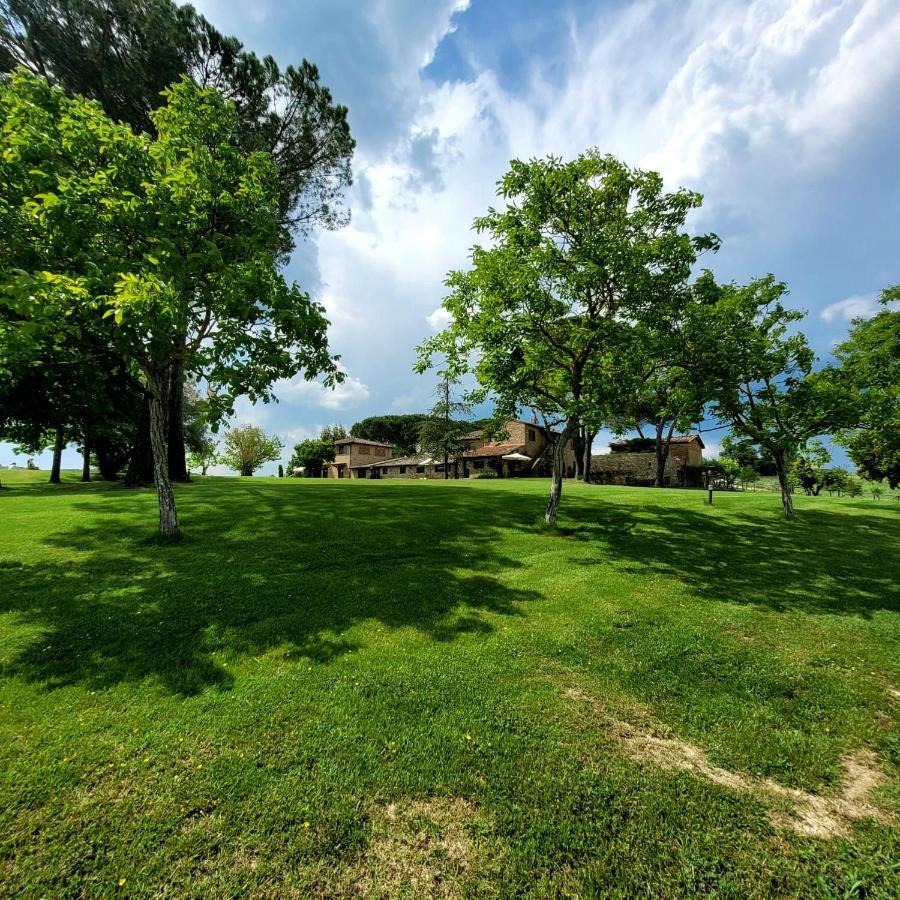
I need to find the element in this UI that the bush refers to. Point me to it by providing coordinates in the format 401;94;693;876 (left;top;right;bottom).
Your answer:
475;470;498;479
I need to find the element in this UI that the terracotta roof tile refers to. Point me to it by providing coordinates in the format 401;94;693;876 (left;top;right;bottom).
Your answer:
462;441;527;459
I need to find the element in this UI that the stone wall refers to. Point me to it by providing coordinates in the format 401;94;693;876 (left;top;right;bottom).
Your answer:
590;452;678;485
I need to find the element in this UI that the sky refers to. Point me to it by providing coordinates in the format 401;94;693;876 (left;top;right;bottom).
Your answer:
4;0;899;474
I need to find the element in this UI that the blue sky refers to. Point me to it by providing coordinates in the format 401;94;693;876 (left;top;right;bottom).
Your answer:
5;0;899;474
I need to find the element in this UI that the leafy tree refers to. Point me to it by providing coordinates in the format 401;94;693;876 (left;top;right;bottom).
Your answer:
277;464;284;478
694;274;852;519
187;434;218;476
418;151;718;523
788;441;830;496
1;0;354;481
418;371;472;478
832;288;899;488
823;467;850;496
350;415;425;456
220;425;283;477
845;477;863;499
287;436;334;478
738;465;759;490
0;72;339;534
320;424;347;443
719;434;777;475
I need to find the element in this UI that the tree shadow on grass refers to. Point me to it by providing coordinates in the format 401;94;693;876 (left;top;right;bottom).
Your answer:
0;481;545;695
555;493;900;618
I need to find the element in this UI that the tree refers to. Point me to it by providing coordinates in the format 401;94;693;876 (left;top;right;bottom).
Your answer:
320;424;347;443
287;436;334;478
695;274;852;519
418;152;718;524
788;441;830;496
418;371;472;478
220;425;283;477
187;435;218;476
2;0;355;482
0;72;339;534
832;288;899;488
350;415;426;456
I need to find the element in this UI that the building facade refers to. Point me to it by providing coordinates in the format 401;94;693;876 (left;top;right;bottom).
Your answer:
345;419;576;480
326;437;394;478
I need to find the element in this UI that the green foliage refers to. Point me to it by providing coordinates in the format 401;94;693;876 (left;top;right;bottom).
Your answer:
186;434;218;477
832;290;899;488
0;70;340;530
287;436;335;478
220;424;282;476
691;273;854;517
418;372;472;475
0;0;355;242
350;414;428;456
418;151;718;519
610;438;656;453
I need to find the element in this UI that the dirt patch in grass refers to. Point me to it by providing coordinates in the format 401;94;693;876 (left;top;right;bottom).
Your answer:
564;687;892;839
339;797;490;898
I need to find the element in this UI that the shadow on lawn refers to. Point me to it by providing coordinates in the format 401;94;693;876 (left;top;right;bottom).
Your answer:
2;481;898;695
557;493;900;617
0;481;543;695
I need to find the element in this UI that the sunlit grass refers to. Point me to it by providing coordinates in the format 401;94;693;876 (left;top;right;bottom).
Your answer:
1;474;897;895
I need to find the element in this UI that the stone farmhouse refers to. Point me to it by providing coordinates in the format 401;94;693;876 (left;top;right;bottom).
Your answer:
327;419;576;480
591;434;705;485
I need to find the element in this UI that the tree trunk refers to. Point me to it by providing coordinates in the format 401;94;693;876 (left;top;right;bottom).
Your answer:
148;371;179;536
443;451;449;479
125;394;155;486
573;428;585;480
95;439;121;480
241;465;253;477
81;433;91;482
773;449;795;520
167;358;190;483
545;417;577;526
49;426;64;484
654;420;676;487
582;427;595;484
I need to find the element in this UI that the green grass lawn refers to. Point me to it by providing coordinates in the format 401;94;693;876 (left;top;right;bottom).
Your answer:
1;472;898;897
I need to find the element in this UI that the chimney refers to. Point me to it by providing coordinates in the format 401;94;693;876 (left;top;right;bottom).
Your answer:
531;412;538;425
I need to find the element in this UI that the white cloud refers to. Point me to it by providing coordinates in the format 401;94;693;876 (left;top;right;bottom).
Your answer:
427;306;452;331
820;295;880;322
276;374;370;410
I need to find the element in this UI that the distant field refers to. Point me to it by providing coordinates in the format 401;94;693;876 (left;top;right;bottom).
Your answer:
1;474;897;896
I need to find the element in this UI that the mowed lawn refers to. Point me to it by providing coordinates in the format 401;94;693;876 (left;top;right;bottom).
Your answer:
1;473;898;898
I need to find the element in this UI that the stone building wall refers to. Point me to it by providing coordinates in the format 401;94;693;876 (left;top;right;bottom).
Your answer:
590;452;678;485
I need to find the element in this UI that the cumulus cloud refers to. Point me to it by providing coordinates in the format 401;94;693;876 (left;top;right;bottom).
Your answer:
276;374;370;410
821;295;880;322
172;0;900;450
427;306;453;331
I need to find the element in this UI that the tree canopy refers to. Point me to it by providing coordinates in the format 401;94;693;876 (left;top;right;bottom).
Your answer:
220;425;283;477
0;70;340;533
418;151;719;523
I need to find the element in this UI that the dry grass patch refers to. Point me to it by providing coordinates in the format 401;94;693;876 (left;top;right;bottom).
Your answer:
564;686;893;839
337;797;491;899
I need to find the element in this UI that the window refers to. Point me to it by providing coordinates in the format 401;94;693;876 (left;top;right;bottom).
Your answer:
474;460;484;469
399;466;406;474
416;466;425;474
528;428;536;442
382;467;388;475
435;464;444;472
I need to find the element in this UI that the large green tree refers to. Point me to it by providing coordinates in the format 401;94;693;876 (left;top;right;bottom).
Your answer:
1;0;354;482
0;71;339;534
418;151;718;524
220;425;283;477
831;287;899;488
694;274;852;519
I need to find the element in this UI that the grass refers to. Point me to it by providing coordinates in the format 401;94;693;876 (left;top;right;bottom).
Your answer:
1;471;898;897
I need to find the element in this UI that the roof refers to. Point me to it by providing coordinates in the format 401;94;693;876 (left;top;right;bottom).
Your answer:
669;434;705;449
359;455;432;469
463;441;527;459
609;434;705;450
334;436;394;448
